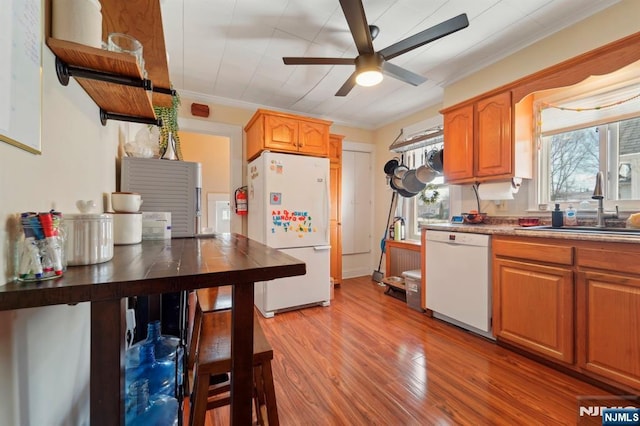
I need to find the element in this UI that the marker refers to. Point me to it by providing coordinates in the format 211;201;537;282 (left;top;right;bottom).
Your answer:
38;212;63;275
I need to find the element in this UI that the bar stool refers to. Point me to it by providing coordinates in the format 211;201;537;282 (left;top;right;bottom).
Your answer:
187;286;233;375
188;310;279;426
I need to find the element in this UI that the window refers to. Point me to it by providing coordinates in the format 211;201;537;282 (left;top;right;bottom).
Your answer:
537;79;640;209
539;116;640;206
398;137;449;240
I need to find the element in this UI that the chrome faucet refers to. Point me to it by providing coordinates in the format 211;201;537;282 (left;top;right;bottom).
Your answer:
592;171;618;227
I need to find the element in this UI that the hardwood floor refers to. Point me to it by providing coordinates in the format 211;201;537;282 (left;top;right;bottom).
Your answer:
200;276;613;425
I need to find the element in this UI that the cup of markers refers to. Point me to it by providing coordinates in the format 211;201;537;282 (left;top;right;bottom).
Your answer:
18;211;66;281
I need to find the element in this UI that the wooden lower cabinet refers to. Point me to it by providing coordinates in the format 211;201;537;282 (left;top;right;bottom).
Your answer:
493;258;574;363
576;270;640;390
493;235;640;393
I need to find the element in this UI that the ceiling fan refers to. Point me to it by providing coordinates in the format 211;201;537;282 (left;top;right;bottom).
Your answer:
283;0;469;96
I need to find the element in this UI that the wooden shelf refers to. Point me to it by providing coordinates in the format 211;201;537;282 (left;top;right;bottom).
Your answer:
44;0;174;125
47;38;155;119
100;0;173;107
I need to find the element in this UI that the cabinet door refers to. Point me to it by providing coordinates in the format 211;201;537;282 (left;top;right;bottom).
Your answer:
299;120;329;157
493;258;574;363
329;162;342;286
576;271;640;390
475;91;512;178
443;104;474;183
329;135;343;286
264;114;299;153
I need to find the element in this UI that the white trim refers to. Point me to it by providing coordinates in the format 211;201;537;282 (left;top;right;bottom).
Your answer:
343;140;375;153
178;118;244;235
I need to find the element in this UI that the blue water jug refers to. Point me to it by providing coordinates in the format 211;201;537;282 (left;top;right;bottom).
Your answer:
125;321;184;396
145;321;184;388
125;342;175;399
125;379;178;426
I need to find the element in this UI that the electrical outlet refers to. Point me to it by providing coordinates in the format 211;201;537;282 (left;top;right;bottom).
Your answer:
495;200;507;211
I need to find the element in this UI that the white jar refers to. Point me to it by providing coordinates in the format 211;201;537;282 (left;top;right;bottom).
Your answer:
52;0;103;48
64;213;114;265
113;212;143;245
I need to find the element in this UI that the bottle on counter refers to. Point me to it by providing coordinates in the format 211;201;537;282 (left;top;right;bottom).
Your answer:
393;217;405;241
564;205;578;226
552;204;564;228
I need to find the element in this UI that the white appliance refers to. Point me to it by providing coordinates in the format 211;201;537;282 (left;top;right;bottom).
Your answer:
248;152;331;317
121;157;202;238
425;230;494;340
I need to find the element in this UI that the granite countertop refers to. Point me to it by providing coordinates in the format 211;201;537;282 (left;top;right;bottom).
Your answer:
422;219;640;244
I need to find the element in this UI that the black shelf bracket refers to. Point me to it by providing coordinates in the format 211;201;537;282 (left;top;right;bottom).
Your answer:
153;86;177;96
55;57;153;90
100;109;162;127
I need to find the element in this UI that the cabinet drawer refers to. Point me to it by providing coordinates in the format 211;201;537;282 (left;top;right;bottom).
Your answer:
577;246;640;275
493;238;573;266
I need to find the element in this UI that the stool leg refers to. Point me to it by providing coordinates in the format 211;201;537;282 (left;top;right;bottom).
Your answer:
188;305;202;372
261;361;279;426
253;365;265;425
189;369;209;426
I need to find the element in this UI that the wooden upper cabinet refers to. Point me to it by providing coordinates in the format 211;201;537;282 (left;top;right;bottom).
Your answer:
328;133;343;164
245;109;332;161
475;92;512;178
264;114;299;153
443;104;474;182
300;121;330;157
442;91;532;184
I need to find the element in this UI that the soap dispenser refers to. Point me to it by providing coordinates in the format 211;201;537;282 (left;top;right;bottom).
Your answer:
552;204;564;228
564;205;578;226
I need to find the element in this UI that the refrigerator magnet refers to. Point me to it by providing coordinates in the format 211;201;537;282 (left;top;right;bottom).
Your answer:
270;193;282;205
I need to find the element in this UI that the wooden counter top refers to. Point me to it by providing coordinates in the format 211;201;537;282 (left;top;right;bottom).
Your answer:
0;234;305;311
422;223;640;244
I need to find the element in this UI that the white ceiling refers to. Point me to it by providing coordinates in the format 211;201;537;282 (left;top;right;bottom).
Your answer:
160;0;620;129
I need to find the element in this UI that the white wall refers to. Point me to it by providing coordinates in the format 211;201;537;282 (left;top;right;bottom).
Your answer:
0;46;120;424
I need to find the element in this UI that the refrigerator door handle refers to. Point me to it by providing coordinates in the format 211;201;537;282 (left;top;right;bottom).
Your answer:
314;245;331;251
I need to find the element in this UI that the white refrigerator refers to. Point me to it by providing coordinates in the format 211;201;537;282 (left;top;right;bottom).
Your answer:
248;152;331;317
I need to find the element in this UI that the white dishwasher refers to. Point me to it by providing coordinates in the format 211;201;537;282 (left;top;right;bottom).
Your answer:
425;230;494;339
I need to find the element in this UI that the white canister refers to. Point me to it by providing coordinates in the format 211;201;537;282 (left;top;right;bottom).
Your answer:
52;0;103;48
64;213;114;265
113;212;143;245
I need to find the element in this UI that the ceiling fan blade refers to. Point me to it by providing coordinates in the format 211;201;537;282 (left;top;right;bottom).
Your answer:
379;13;469;61
335;72;358;97
283;57;355;66
381;61;427;86
339;0;374;55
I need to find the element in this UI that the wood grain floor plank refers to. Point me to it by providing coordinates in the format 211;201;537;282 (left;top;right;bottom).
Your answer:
196;276;614;425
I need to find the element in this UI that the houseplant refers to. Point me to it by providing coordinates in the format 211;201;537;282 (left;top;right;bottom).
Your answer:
154;89;182;160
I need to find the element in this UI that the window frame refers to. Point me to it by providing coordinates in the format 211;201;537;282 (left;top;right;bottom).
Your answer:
535;115;640;212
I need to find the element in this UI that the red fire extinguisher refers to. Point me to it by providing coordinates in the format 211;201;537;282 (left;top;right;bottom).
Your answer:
235;186;248;215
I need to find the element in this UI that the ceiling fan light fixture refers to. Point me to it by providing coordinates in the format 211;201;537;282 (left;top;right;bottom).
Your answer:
356;69;383;86
355;54;384;87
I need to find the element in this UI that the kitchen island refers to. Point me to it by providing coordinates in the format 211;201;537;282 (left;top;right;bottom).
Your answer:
0;234;306;425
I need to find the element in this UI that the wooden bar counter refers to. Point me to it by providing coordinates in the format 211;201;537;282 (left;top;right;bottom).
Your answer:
0;234;306;425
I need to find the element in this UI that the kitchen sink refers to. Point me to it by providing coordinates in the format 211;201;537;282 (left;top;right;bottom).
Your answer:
520;225;640;235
